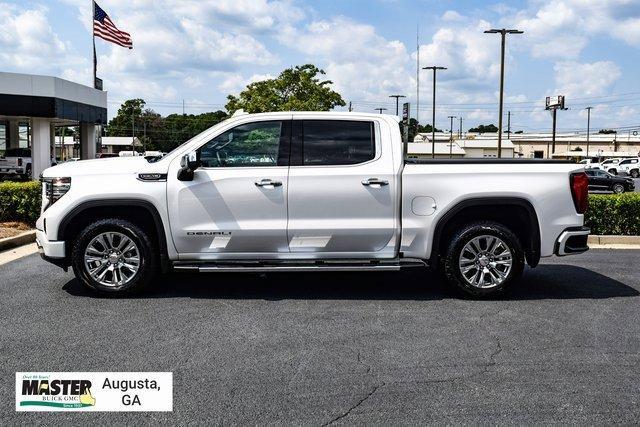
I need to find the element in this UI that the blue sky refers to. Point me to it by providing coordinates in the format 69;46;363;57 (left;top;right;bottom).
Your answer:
1;0;640;133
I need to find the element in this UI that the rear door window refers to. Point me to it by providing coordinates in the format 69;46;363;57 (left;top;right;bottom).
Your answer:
301;120;375;166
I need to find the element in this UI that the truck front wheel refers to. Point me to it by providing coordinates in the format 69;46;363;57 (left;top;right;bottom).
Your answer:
442;221;524;298
71;218;157;295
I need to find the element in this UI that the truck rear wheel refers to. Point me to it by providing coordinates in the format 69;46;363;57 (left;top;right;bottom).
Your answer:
442;221;524;298
71;218;156;295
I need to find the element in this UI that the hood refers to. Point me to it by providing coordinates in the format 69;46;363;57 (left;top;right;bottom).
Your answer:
41;156;166;178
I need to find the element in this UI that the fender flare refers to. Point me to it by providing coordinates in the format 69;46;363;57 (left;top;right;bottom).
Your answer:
429;197;541;268
57;199;169;270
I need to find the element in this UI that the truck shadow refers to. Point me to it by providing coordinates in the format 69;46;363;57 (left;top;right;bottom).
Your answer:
62;264;639;301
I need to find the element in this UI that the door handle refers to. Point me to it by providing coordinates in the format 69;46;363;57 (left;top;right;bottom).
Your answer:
255;179;282;187
361;178;389;186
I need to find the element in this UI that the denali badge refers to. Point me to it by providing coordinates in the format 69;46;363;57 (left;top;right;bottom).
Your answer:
186;231;232;236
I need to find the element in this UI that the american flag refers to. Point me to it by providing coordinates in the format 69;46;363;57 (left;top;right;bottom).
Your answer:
93;1;133;49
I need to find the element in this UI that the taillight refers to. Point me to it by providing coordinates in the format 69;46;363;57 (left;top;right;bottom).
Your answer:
570;172;589;214
18;158;23;166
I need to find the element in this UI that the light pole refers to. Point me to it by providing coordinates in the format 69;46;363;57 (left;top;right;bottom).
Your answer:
585;106;592;158
374;107;388;114
484;28;523;158
448;115;457;158
389;94;406;116
423;66;447;158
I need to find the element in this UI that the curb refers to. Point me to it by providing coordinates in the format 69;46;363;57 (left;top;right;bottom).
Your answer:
588;235;640;245
0;230;36;252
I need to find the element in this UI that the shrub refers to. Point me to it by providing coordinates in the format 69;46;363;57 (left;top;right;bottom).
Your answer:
585;193;640;235
0;181;41;225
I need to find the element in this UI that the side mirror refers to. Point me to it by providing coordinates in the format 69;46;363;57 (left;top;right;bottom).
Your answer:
177;151;200;181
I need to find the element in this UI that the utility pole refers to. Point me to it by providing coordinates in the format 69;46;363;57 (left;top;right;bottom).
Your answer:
459;117;463;138
585;106;592;158
348;101;353;112
423;66;447;158
131;107;135;149
551;108;557;157
507;111;511;139
484;28;523;158
389;94;406;116
182;99;186;116
374;107;388;114
416;25;420;124
143;119;147;153
448;115;457;158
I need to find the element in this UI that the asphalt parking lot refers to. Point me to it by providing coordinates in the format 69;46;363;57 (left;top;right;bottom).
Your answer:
2;249;640;424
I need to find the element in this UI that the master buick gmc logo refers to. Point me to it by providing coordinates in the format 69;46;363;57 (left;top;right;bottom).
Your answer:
186;231;232;236
19;377;95;409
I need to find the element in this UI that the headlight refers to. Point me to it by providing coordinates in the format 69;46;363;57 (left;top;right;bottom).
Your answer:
41;177;71;210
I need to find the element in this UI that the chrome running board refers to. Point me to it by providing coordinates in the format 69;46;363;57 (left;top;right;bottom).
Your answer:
173;258;427;273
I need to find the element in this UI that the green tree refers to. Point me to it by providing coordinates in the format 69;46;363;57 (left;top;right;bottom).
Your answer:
399;120;442;141
598;129;617;134
225;64;346;113
468;124;499;133
106;98;146;137
106;99;228;152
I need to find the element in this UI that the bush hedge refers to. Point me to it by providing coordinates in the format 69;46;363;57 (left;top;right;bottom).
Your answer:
0;180;638;235
585;193;640;236
0;181;42;224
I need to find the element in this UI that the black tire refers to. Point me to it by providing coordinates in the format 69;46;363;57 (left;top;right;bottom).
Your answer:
442;221;524;298
631;170;639;179
612;183;625;194
71;218;157;295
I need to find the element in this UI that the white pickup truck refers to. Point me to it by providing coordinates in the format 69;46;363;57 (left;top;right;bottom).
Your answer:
37;111;590;298
0;148;33;179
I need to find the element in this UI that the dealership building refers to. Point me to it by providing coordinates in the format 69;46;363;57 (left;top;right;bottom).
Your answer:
0;71;107;178
413;131;640;159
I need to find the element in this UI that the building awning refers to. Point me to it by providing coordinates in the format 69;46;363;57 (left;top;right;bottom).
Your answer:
0;72;107;124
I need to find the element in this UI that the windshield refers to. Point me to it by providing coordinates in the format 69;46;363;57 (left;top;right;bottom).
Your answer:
147;116;234;163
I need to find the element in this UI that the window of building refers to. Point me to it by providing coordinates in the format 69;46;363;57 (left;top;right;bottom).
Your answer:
302;120;374;166
533;151;544;159
198;121;282;168
0;123;5;152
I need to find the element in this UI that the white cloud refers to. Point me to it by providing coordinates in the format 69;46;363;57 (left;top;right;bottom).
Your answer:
279;16;412;102
0;3;74;72
441;10;465;22
511;0;640;58
553;61;621;98
217;72;275;95
183;76;202;89
418;20;499;82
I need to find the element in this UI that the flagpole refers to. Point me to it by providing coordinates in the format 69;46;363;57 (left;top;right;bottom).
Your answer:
92;0;97;89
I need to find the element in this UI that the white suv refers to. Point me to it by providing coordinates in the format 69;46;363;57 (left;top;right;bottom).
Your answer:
592;158;625;175
618;158;640;178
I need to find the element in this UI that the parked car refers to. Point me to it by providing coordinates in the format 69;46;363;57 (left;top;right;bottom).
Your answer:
585;169;635;193
0;148;33;179
591;158;626;175
618;158;640;178
0;148;56;179
37;111;590;298
118;151;142;157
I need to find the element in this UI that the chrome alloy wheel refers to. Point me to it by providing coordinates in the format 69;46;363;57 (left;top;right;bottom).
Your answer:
458;235;513;289
83;232;140;287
